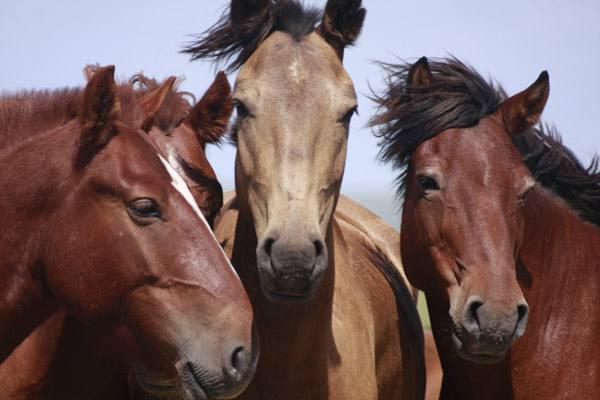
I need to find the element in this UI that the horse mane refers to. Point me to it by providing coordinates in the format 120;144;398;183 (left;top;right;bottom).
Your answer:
370;57;600;226
129;73;193;134
181;0;321;70
0;72;193;147
0;88;83;145
365;245;425;399
513;125;600;225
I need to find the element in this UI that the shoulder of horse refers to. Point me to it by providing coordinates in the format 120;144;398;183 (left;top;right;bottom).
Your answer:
334;195;415;297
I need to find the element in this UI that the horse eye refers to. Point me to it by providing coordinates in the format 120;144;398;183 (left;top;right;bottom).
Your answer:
418;175;440;192
233;100;250;119
339;107;358;124
128;198;162;220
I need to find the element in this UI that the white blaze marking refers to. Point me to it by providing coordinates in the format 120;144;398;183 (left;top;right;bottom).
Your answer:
157;151;240;279
289;58;300;82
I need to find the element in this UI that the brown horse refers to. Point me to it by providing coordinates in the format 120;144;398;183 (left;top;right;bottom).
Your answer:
0;66;256;399
371;57;600;398
184;1;425;399
136;71;232;227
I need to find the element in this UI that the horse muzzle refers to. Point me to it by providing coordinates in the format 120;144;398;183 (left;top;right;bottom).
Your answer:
451;295;529;364
256;234;328;304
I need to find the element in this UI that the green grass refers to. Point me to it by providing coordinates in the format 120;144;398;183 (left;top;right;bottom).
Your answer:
417;292;431;330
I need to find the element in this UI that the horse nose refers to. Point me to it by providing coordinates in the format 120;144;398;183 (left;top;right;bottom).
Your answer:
256;232;328;301
462;296;529;338
260;234;326;276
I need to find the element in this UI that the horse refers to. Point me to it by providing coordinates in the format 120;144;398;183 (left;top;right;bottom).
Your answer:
134;71;232;227
183;1;425;399
0;65;257;400
371;57;600;399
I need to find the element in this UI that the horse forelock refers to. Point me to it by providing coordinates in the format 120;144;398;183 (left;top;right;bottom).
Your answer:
181;0;322;71
130;73;193;133
370;57;600;226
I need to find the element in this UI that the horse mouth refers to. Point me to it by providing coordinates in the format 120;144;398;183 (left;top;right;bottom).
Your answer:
177;361;210;400
135;378;177;397
451;333;508;365
261;284;317;304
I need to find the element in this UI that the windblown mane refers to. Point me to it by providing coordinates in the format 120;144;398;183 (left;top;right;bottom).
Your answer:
371;57;600;225
181;0;321;70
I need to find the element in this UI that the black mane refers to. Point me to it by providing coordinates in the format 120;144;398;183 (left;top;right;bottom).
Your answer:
371;57;600;226
182;0;321;71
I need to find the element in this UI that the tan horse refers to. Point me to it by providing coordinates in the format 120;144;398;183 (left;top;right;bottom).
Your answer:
184;1;425;399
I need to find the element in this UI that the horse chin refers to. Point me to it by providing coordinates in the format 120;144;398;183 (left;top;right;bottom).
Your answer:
262;286;316;304
258;274;323;305
451;333;508;365
134;376;178;397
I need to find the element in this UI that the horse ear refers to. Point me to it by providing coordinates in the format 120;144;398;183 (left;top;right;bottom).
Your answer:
79;65;120;150
187;71;233;144
82;64;100;81
230;0;270;27
138;76;177;132
407;57;433;87
318;0;366;59
499;71;550;135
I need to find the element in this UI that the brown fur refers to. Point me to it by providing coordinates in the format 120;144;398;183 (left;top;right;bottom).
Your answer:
0;69;246;400
375;57;600;399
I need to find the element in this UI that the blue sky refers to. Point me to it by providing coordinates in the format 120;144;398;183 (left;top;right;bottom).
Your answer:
1;0;598;223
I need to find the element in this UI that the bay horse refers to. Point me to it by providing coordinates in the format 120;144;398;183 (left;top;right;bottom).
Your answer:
0;66;257;399
183;1;425;399
371;57;600;399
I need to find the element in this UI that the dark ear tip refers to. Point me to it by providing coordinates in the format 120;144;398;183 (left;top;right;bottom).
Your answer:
102;65;116;77
537;70;550;84
416;56;429;66
215;71;229;85
91;65;116;83
213;71;231;91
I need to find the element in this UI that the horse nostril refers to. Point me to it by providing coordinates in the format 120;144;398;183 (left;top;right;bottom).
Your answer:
226;346;248;382
517;303;529;323
515;302;529;338
463;297;483;334
469;299;483;326
231;346;244;371
263;238;275;257
314;240;324;257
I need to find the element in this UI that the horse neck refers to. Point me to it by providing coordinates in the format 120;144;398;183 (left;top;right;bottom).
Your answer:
232;199;336;386
0;124;75;362
519;186;600;332
521;186;600;289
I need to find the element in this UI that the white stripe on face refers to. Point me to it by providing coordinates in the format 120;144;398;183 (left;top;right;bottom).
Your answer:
157;151;240;279
159;153;207;224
